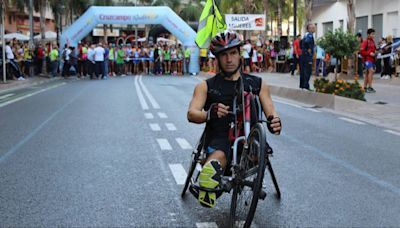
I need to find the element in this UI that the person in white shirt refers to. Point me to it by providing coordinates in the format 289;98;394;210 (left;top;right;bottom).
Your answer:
87;44;95;79
242;40;252;73
93;43;105;79
5;42;25;80
62;45;72;77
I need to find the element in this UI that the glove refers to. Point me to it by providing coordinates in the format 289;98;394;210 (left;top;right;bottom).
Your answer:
267;115;282;134
206;103;219;121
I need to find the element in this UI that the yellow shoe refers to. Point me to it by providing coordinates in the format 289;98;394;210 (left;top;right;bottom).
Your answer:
198;160;222;208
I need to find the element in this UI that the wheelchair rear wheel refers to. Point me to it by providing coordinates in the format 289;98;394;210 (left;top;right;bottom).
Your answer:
229;123;266;228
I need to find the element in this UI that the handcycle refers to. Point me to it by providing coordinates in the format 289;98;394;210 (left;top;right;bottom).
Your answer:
181;77;281;228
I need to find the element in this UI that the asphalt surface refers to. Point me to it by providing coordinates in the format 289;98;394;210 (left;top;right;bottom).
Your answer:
0;75;399;227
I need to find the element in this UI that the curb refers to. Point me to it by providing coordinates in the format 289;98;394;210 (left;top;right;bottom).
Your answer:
0;77;61;94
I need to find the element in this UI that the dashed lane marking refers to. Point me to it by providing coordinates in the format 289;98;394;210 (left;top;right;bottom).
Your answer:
176;138;192;150
196;222;219;228
156;138;172;150
168;163;187;185
158;112;168;119
165;123;177;131
339;117;366;125
149;123;161;131
384;130;400;136
144;113;154;119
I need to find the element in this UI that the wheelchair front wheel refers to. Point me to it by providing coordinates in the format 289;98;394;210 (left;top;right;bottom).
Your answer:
181;152;198;198
229;123;266;228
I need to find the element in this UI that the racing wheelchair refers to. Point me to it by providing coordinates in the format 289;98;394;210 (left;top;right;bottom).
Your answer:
181;77;281;228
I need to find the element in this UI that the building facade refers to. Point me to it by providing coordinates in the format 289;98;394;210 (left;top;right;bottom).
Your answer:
3;4;56;36
312;0;400;41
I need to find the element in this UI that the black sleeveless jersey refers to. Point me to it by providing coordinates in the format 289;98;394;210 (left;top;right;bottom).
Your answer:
204;73;262;139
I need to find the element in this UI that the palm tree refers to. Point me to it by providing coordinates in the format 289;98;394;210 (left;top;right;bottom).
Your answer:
304;0;313;32
94;0;114;44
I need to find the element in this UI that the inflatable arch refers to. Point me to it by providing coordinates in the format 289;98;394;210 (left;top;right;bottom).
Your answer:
60;6;200;74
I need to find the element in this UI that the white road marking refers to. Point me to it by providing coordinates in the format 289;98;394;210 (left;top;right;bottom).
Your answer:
384;130;400;136
156;138;172;150
191;76;203;82
0;93;14;100
138;75;160;109
134;76;149;110
0;83;65;108
165;123;177;131
149;123;161;131
158;112;168;119
196;222;219;228
339;117;366;125
144;113;154;119
176;138;192;150
168;164;187;185
274;99;322;112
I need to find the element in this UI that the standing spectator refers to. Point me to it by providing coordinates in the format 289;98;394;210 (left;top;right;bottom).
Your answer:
69;46;78;76
87;44;96;79
251;44;259;72
108;43;116;76
242;39;251;73
269;40;277;72
207;49;216;74
360;28;377;93
116;45;125;76
292;35;302;75
163;45;171;74
125;44;132;75
148;44;155;75
77;42;87;78
61;44;71;78
381;35;393;79
5;41;25;80
177;44;183;75
356;33;364;79
315;45;326;77
199;48;208;71
23;43;33;77
132;44;140;75
171;45;178;75
184;46;191;75
103;44;109;79
300;24;315;90
94;43;105;79
16;44;24;74
35;43;44;75
49;44;59;77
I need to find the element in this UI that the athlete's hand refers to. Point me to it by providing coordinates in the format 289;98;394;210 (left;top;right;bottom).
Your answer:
207;103;230;121
267;116;282;135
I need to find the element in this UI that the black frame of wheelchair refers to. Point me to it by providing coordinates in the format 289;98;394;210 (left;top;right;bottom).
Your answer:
181;78;281;228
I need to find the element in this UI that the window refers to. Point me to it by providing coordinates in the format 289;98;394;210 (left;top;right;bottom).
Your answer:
356;16;368;38
339;20;344;31
322;22;333;35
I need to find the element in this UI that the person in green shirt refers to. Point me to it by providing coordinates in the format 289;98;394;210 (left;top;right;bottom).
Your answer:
49;45;59;77
184;46;191;75
116;45;125;75
109;44;115;76
163;44;171;74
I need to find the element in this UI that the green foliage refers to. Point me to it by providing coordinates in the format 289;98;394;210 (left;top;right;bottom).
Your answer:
317;29;360;59
314;78;365;101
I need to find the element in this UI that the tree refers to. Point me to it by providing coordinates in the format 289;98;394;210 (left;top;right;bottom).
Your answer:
303;0;313;32
94;0;114;44
317;29;359;79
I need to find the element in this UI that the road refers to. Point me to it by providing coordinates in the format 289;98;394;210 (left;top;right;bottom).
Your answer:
1;75;399;227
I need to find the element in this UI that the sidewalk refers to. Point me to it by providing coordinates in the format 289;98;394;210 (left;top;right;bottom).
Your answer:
198;71;400;131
